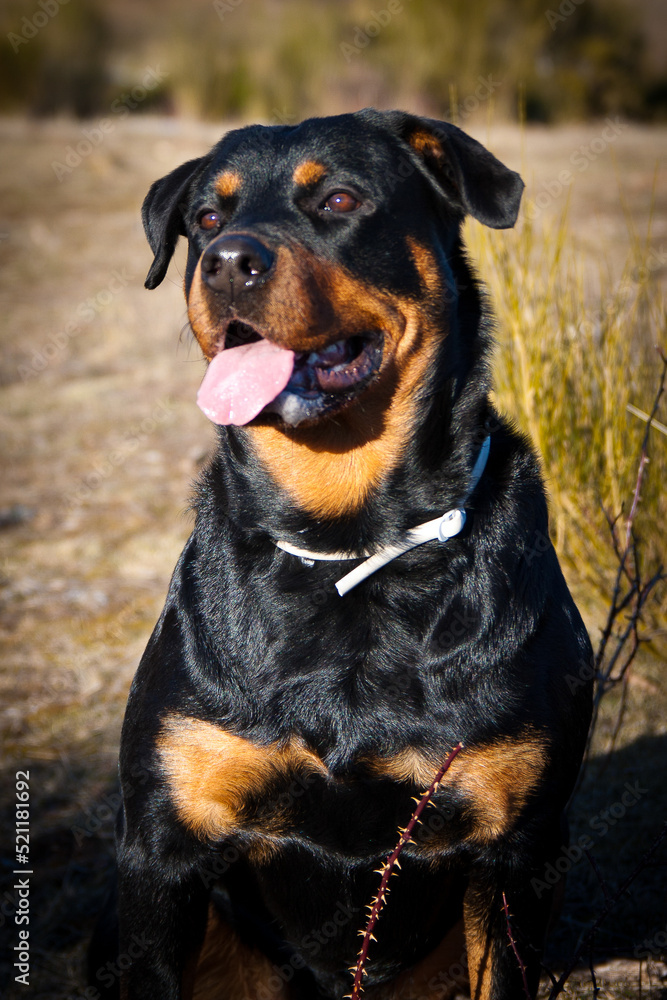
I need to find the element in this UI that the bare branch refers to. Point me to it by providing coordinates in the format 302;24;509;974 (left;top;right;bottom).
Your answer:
574;351;667;788
501;891;532;1000
583;849;613;906
547;822;667;998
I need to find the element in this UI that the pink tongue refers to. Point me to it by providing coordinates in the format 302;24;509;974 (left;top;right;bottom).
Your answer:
197;340;295;426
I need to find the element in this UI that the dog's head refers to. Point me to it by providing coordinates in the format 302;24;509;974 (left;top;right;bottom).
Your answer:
142;110;522;433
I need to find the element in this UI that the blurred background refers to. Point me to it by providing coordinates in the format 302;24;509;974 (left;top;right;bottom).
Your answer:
0;0;666;122
1;2;666;999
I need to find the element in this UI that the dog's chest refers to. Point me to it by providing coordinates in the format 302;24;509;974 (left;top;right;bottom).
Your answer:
156;713;548;858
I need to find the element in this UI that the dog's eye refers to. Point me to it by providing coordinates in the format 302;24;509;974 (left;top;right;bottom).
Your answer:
199;211;222;231
321;192;361;214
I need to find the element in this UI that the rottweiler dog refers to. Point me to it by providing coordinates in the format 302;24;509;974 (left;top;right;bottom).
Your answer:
102;109;593;1000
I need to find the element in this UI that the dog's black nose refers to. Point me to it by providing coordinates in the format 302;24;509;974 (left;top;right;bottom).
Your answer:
200;235;274;293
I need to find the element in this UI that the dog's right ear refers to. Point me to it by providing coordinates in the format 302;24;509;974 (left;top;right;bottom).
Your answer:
141;155;212;289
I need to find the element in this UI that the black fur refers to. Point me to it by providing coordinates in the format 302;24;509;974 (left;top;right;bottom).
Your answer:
92;110;592;1000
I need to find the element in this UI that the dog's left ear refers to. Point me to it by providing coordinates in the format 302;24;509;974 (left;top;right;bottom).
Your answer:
141;154;212;289
376;111;524;229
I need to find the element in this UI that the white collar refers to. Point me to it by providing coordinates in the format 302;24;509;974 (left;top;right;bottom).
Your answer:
276;435;491;597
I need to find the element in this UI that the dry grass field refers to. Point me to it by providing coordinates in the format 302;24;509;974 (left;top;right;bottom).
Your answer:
0;114;665;999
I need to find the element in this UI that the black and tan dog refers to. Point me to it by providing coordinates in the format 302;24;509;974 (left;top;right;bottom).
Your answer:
102;109;593;1000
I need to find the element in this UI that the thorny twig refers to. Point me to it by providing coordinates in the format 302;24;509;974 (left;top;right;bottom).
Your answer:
348;742;463;999
502;891;532;1000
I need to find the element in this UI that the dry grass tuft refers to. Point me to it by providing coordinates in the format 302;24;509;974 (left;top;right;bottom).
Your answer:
467;198;667;639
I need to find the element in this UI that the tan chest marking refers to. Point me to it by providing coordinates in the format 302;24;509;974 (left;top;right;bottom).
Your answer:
187;236;446;518
248;266;440;519
369;730;548;843
248;305;434;518
156;714;328;841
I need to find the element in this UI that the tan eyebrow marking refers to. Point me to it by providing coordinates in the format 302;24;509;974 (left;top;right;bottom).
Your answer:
292;160;327;187
214;171;242;197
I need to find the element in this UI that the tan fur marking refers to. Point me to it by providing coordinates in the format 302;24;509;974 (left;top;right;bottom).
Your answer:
247;242;442;517
246;837;284;866
463;885;495;1000
156;714;327;840
369;730;548;842
367;747;439;787
406;237;446;298
458;737;547;841
293;160;326;186
186;239;447;517
187;257;224;360
192;904;290;1000
409;130;446;166
249;306;433;517
463;914;494;999
214;170;242;198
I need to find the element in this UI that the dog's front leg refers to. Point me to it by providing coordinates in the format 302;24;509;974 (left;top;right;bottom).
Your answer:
462;855;557;1000
116;804;210;1000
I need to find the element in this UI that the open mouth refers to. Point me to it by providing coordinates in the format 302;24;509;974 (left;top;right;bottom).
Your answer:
224;319;263;350
289;335;381;394
197;319;384;428
266;331;383;426
223;319;381;393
